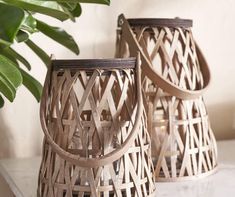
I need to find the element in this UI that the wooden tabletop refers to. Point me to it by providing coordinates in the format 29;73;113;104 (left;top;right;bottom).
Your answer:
0;140;235;197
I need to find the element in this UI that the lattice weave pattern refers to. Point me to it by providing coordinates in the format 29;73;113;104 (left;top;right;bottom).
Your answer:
38;63;156;196
117;26;204;91
116;17;218;181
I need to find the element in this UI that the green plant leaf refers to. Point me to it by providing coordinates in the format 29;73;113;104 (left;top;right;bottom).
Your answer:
58;4;76;22
0;73;16;102
38;0;110;5
25;39;50;67
0;48;19;66
0;55;22;88
59;2;77;10
0;94;4;108
36;19;79;54
2;0;71;21
3;47;31;70
39;0;77;1
20;68;42;102
21;14;37;34
71;3;82;17
0;3;25;45
59;2;81;19
15;30;29;42
78;0;110;5
0;54;23;102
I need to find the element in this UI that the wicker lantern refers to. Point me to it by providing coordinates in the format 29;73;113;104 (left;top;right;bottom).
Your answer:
38;57;156;196
116;14;218;181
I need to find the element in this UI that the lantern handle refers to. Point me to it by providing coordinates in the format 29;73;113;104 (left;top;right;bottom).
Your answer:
40;55;144;168
118;14;211;100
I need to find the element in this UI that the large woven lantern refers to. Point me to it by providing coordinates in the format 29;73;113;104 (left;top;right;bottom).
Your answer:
116;14;218;181
38;57;156;196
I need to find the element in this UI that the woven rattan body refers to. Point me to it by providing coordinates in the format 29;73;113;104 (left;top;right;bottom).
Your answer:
38;58;156;196
116;15;218;181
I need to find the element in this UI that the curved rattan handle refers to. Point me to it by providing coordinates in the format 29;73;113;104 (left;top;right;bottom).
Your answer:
40;56;143;168
118;14;211;100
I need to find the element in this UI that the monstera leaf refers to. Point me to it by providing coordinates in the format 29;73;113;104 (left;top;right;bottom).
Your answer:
0;55;22;106
0;0;110;108
0;3;24;45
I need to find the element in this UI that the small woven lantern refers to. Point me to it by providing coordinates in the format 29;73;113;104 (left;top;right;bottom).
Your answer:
38;57;156;196
116;14;218;181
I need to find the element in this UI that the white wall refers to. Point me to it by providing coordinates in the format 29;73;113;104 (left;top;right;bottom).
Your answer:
0;0;235;159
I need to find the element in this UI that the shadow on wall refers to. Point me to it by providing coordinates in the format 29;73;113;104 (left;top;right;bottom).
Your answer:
0;112;15;158
0;92;43;158
207;101;235;140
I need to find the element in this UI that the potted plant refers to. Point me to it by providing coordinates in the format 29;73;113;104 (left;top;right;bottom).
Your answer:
0;0;110;108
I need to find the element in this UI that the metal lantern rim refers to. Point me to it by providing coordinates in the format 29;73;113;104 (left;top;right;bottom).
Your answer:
52;57;137;70
124;18;193;28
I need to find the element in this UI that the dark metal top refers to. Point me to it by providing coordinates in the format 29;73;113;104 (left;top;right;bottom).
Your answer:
52;58;136;70
126;18;193;28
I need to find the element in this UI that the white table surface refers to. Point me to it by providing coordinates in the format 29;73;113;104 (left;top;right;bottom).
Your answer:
0;140;235;197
